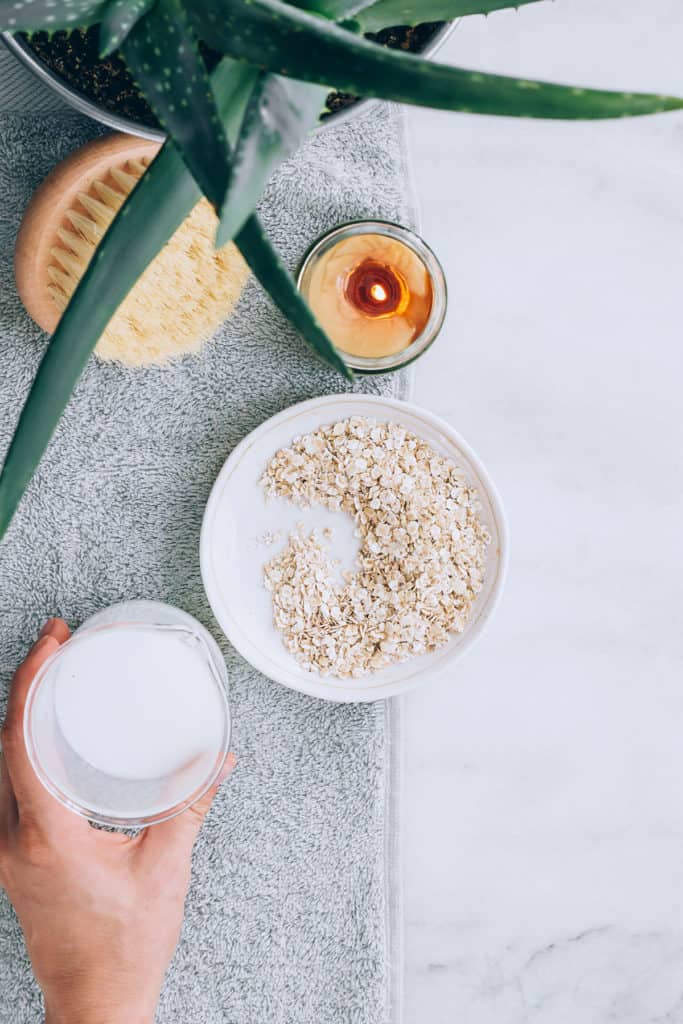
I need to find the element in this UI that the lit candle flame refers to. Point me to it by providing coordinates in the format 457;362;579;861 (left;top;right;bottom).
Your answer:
369;282;388;304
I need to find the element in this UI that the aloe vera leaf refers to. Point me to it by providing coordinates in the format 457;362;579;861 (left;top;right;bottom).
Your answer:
216;76;328;249
0;59;259;541
0;147;197;541
121;0;233;211
210;57;261;139
99;0;156;56
236;216;352;381
289;0;541;21
0;0;107;31
193;0;683;119
352;0;542;32
285;0;368;19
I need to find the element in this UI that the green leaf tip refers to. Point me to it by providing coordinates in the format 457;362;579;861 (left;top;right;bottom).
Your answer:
215;74;327;250
99;0;156;57
191;0;683;122
237;216;353;381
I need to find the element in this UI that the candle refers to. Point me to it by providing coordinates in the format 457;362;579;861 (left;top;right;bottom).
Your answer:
298;221;446;373
344;257;410;319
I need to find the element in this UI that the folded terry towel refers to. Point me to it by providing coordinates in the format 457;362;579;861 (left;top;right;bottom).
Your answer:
0;53;413;1024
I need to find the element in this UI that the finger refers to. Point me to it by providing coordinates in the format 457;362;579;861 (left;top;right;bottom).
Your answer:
2;634;59;738
0;752;18;838
139;752;237;865
1;621;72;825
38;617;71;646
3;620;70;734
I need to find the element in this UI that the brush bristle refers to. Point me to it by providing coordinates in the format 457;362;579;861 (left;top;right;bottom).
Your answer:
48;155;249;368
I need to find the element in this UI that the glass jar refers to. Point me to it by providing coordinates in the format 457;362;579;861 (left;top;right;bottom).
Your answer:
24;600;231;828
297;220;447;374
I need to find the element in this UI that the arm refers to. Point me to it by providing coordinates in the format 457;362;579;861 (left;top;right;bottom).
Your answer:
0;619;235;1024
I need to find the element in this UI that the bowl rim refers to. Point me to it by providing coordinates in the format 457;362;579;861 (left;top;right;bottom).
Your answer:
200;393;509;703
2;19;457;141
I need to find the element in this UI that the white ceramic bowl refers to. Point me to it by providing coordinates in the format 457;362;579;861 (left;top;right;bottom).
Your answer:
201;395;508;702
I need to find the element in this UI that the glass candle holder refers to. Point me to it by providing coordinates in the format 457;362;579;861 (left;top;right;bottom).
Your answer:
297;220;447;374
24;600;231;828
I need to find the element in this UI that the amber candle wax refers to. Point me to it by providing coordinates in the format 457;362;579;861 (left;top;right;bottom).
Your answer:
298;222;446;372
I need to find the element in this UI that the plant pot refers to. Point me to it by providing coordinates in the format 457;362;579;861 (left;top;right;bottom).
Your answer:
1;21;456;141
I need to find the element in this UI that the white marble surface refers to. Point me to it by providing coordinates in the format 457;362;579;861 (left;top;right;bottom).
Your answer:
404;3;683;1020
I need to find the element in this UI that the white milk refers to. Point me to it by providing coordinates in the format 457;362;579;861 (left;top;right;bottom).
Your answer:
52;627;225;781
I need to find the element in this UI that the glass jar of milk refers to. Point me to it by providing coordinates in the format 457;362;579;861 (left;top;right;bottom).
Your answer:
23;600;231;828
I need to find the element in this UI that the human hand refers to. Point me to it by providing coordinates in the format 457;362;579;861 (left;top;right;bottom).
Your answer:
0;619;236;1024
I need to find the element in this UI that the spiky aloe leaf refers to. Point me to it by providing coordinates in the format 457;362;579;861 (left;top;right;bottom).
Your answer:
0;146;198;541
216;75;328;249
236;216;352;380
0;59;260;541
192;0;683;120
351;0;542;32
0;0;107;31
121;0;232;211
99;0;156;56
290;0;541;21
285;0;366;18
212;54;260;132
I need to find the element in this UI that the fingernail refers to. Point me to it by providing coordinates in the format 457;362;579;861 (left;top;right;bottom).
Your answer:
31;635;56;655
39;618;57;638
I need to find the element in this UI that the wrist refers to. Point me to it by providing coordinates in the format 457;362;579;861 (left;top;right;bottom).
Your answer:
45;999;156;1024
46;1013;154;1024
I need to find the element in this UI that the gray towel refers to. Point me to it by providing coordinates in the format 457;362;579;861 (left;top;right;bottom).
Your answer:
0;50;412;1024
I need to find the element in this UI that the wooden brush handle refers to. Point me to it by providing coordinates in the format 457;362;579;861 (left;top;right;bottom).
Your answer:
15;132;160;334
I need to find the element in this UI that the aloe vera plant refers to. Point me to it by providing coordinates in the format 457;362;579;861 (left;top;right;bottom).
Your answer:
0;0;681;541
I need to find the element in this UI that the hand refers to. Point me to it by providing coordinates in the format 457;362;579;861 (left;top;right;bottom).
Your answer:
0;619;236;1024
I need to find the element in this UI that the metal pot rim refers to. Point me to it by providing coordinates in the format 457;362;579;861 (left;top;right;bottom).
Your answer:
2;20;457;141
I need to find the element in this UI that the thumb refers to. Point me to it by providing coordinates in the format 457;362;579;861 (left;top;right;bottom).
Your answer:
140;752;237;862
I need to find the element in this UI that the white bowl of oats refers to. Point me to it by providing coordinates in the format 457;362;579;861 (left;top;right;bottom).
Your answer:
200;395;508;702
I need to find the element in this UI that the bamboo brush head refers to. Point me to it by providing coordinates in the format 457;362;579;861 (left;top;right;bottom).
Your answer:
15;132;250;367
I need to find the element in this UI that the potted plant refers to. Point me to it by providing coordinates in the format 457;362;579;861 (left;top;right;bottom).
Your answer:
0;0;680;542
3;20;455;138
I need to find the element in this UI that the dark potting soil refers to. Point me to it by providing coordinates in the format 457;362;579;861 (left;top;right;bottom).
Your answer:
25;21;444;129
